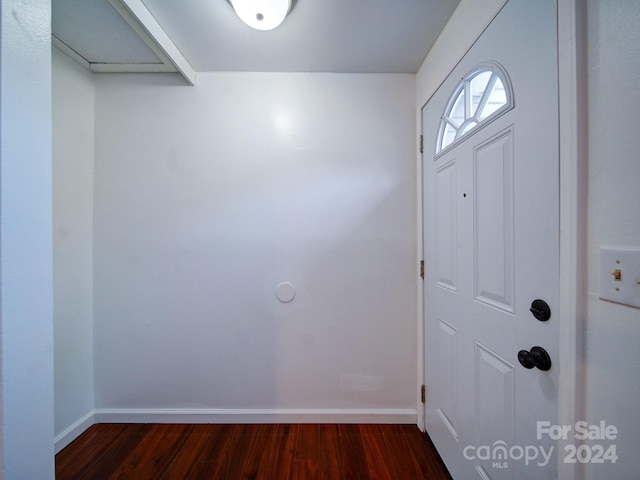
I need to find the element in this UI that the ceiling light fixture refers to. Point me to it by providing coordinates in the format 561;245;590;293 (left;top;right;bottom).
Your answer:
229;0;293;31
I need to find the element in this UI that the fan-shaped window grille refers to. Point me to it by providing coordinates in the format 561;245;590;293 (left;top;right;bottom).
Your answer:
437;62;513;155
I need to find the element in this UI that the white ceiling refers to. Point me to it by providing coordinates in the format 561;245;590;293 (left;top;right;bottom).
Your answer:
53;0;461;74
53;0;162;64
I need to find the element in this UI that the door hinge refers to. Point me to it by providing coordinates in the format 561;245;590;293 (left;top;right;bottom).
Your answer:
420;260;424;279
419;135;424;154
421;384;426;403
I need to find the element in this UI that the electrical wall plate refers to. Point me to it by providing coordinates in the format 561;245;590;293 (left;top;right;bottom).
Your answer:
599;246;640;309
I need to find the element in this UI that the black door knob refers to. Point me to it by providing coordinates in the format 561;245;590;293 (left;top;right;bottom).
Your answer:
530;299;551;321
518;346;552;371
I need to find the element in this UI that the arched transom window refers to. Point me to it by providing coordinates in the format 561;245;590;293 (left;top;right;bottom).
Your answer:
437;62;513;155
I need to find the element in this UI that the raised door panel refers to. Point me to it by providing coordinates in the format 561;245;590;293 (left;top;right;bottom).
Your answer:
436;160;457;292
473;128;515;313
474;342;515;480
436;317;459;442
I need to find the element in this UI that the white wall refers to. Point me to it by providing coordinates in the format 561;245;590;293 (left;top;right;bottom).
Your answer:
92;72;417;420
584;1;640;478
52;48;96;450
0;0;55;477
416;0;507;107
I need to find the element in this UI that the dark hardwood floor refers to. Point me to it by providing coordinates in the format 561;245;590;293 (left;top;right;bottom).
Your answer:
56;423;452;479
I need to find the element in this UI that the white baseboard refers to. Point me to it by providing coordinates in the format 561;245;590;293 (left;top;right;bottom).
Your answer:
93;408;417;425
54;408;417;452
55;410;96;453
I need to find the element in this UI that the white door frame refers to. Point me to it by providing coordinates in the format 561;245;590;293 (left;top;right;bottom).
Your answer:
556;1;587;479
416;1;587;479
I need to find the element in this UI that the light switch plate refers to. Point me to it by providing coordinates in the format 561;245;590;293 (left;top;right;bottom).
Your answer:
599;246;640;309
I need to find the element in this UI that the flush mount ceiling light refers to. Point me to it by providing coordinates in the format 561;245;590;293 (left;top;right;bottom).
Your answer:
229;0;294;31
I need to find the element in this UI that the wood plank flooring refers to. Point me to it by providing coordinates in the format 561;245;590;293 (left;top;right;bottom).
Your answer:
56;423;452;480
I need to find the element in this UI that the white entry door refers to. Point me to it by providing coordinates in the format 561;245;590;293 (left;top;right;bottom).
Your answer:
422;1;559;479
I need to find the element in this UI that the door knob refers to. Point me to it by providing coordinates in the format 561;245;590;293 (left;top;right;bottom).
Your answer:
518;346;552;371
529;299;551;321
